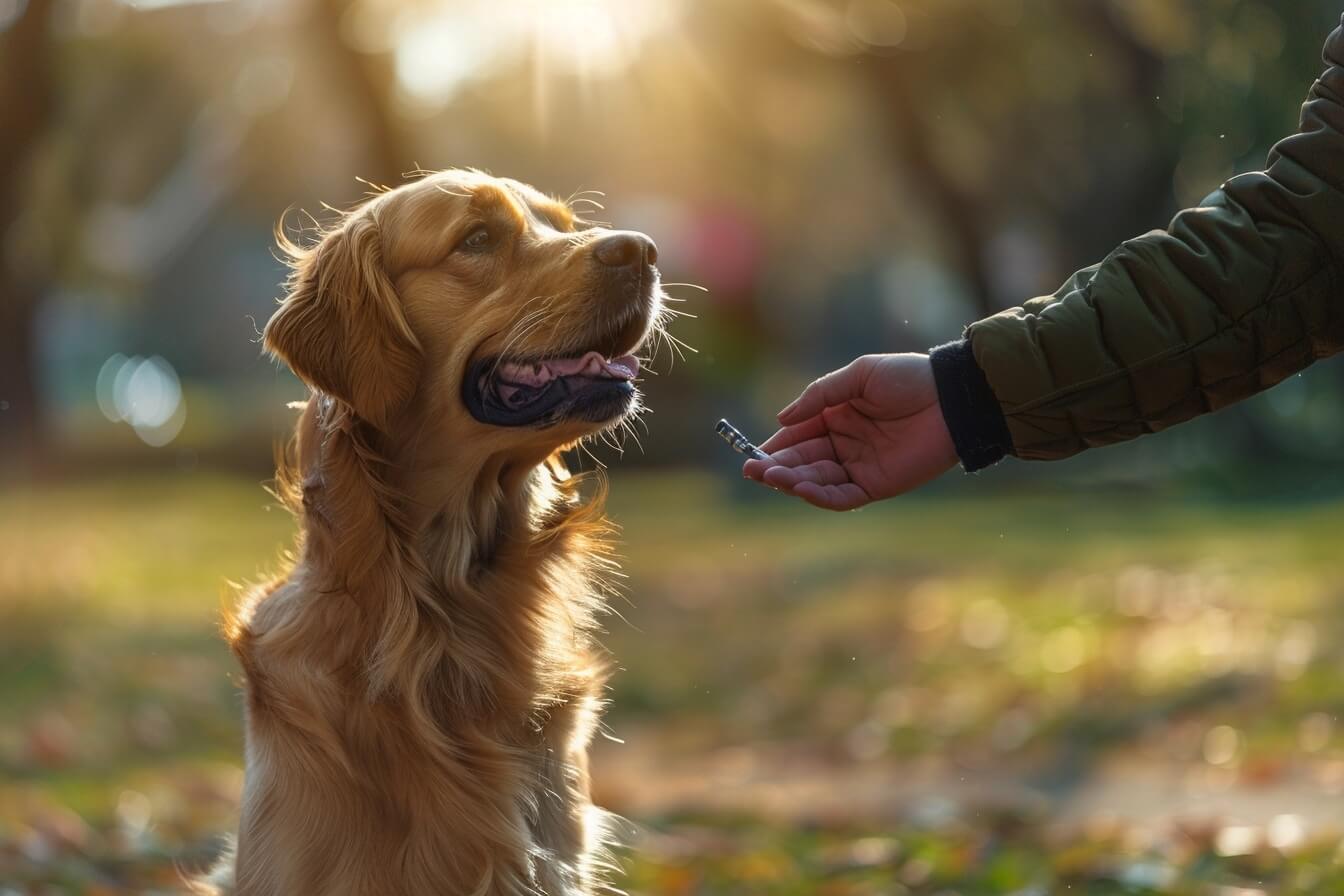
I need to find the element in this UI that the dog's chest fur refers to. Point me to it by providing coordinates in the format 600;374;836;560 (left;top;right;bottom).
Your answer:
219;467;614;896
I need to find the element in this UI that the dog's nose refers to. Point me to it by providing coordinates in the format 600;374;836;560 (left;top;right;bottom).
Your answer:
593;231;658;268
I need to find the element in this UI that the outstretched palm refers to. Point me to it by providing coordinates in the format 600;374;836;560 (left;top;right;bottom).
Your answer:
742;354;958;510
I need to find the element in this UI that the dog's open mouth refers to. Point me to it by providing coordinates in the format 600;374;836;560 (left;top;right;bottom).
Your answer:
464;351;641;427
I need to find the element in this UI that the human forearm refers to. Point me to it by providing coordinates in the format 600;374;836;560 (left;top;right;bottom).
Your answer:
946;15;1344;463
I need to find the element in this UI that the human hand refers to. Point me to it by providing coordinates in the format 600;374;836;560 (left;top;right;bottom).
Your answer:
742;353;958;510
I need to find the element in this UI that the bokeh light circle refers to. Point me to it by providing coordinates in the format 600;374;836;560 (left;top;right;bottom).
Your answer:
94;353;187;447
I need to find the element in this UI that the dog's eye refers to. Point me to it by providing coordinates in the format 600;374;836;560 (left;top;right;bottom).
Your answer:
459;227;493;252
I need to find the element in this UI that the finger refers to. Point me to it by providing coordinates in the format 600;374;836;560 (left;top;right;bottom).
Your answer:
792;480;871;511
778;357;872;425
742;457;770;481
763;436;837;469
763;460;850;489
758;416;828;453
744;431;835;481
743;464;780;488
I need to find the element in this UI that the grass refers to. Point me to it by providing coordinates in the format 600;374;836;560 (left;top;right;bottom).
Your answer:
3;470;1344;893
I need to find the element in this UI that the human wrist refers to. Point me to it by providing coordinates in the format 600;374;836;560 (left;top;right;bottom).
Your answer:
928;339;1013;472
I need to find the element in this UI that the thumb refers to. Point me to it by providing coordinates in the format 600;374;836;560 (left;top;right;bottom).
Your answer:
778;356;873;425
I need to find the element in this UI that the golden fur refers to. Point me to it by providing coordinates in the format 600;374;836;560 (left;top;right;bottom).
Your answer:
201;170;665;895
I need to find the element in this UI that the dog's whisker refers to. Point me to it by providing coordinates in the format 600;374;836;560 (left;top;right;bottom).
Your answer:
653;325;680;372
500;299;556;341
664;331;697;357
576;440;608;470
626;427;646;456
487;298;563;380
598;428;624;457
494;317;556;373
498;307;554;355
570;197;606;212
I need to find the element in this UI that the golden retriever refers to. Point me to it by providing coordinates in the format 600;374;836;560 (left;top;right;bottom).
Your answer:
202;170;665;895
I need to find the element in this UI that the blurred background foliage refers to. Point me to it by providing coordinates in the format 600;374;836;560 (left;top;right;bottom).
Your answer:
4;0;1344;483
6;0;1344;893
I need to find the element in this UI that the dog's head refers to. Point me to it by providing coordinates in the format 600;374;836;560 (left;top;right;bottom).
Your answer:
265;170;662;460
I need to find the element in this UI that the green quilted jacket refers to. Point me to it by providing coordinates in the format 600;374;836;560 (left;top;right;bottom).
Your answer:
930;13;1344;471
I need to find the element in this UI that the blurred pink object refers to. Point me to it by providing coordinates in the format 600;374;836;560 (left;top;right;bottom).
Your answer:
687;202;763;300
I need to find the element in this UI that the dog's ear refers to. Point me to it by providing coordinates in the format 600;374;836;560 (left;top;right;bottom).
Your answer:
265;215;421;430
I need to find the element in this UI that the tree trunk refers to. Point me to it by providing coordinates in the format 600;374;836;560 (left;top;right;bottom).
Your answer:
0;295;43;468
311;0;409;191
864;53;999;319
0;0;57;470
1064;0;1180;251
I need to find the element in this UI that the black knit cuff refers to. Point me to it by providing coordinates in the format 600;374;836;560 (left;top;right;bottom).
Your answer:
929;338;1014;472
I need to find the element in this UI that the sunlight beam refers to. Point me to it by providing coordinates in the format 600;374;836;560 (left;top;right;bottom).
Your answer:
392;0;680;111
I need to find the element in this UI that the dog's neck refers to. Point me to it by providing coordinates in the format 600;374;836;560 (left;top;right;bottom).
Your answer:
296;396;563;591
287;397;598;707
277;393;609;736
409;453;556;590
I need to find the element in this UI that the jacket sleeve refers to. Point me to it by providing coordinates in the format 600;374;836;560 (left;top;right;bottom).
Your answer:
939;14;1344;465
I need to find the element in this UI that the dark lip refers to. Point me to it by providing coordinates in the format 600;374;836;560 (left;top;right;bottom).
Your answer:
462;357;635;428
462;306;653;429
461;265;658;428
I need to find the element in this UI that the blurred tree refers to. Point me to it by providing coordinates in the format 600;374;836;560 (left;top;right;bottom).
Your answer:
864;50;998;318
312;0;409;192
3;0;1341;478
1060;0;1178;252
856;1;1180;318
0;0;409;474
0;0;56;469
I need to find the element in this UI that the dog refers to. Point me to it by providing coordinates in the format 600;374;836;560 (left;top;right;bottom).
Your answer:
203;170;666;895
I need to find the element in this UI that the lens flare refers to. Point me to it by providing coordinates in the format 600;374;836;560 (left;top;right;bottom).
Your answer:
95;353;187;447
393;0;679;110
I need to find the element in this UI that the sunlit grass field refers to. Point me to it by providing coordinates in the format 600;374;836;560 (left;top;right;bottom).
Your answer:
4;471;1344;894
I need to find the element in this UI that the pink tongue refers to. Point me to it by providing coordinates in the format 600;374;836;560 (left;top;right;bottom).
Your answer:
604;354;640;379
